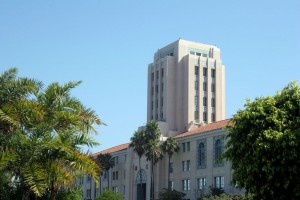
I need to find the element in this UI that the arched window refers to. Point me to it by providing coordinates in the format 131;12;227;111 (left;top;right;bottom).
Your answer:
136;169;147;184
215;139;222;166
198;143;205;167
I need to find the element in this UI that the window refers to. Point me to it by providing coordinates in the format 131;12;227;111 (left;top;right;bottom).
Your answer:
195;66;199;75
112;186;119;192
194;111;199;120
87;175;91;182
155;114;158;120
160;112;163;119
211;98;215;107
214;176;224;189
203;82;207;91
156;99;158;108
187;142;190;152
170;181;174;190
161;97;163;107
155;84;158;94
151;72;154;81
195;81;199;90
211;113;216;122
156;70;159;79
215;140;222;161
203;112;207;122
86;189;91;198
187;160;191;171
182;160;190;171
196;52;201;56
113;172;115;180
182;143;186;152
195;96;199;107
214;136;224;167
151;86;154;95
169;162;173;173
198;143;205;167
197;178;206;190
161;83;164;92
151;101;153;110
161;68;164;77
211;83;215;92
103;171;107;180
115;156;119;164
182;179;191;191
203;68;207;76
211;69;215;78
203;97;207;106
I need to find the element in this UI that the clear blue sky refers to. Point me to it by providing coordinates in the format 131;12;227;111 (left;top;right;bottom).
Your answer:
1;0;300;153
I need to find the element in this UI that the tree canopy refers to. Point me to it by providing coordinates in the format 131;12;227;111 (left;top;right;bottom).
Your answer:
223;81;300;200
0;68;103;200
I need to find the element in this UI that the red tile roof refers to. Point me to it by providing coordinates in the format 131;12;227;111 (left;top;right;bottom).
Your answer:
92;143;129;157
174;119;232;139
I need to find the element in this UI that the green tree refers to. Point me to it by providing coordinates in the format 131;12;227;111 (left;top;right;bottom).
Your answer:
223;81;300;200
130;129;146;199
0;68;103;200
161;137;179;189
144;120;163;200
95;153;115;190
95;189;123;200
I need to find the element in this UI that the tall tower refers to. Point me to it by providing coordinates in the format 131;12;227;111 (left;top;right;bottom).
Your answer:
147;39;225;136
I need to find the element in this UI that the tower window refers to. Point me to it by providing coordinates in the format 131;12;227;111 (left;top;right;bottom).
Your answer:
211;69;216;78
195;66;199;75
203;68;207;76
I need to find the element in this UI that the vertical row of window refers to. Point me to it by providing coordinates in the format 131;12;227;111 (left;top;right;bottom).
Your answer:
194;66;199;120
151;67;164;121
203;67;208;123
195;66;216;123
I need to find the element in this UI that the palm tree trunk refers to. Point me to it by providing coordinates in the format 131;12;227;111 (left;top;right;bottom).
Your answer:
168;155;171;189
150;160;154;200
107;170;110;190
21;184;30;200
50;181;57;200
139;157;143;200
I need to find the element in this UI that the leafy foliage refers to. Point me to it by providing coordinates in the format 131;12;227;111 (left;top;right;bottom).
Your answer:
158;188;185;200
223;81;300;200
203;193;253;200
0;68;103;200
95;189;123;200
56;187;83;200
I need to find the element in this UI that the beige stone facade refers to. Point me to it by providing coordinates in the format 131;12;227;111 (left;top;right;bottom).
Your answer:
78;40;237;200
147;39;226;137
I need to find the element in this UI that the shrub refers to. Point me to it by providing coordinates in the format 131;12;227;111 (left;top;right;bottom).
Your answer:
95;190;123;200
158;188;186;200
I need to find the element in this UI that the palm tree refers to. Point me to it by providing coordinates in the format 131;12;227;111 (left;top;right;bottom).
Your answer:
130;129;146;200
0;68;42;136
144;120;163;200
161;137;179;189
0;69;103;200
95;153;115;191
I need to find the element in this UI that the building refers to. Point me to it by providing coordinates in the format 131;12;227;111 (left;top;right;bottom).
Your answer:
147;39;226;137
78;40;238;200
